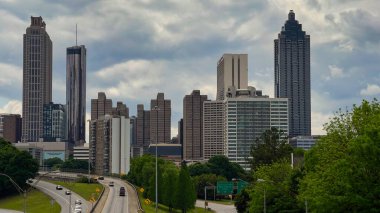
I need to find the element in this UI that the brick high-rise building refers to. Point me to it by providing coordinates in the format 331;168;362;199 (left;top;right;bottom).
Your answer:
274;10;311;137
22;16;52;142
91;92;112;120
136;104;150;149
112;101;129;118
150;93;171;144
0;114;22;143
217;54;248;101
66;45;86;146
183;90;208;160
203;101;224;160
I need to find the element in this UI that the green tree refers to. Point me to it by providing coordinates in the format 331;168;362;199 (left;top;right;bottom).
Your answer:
44;157;63;168
0;139;39;197
188;162;210;176
235;188;250;213
174;161;196;213
162;168;178;212
61;158;88;171
207;155;246;180
248;127;293;170
299;100;380;212
249;160;302;213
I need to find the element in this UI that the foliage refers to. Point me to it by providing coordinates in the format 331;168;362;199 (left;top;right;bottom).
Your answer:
174;161;197;212
43;157;63;168
50;180;103;201
188;162;210;176
249;160;303;213
61;158;89;171
0;138;39;197
193;174;226;199
162;168;179;212
207;155;246;180
235;188;250;213
248;127;293;171
299;99;380;212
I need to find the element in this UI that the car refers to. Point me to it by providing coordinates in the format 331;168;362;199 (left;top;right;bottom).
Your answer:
56;185;63;190
109;181;114;187
98;176;104;180
65;190;71;195
27;179;33;183
119;187;125;196
74;206;82;213
75;199;82;205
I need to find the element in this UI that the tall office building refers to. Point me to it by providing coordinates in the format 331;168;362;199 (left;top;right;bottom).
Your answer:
203;101;224;160
183;90;208;160
150;93;171;144
112;101;129;117
216;54;248;100
91;92;112;120
66;45;86;146
274;10;311;137
22;16;52;142
0;114;22;143
136;104;150;150
223;87;288;170
43;102;66;141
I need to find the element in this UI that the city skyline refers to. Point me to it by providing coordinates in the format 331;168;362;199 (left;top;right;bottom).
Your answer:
0;1;379;139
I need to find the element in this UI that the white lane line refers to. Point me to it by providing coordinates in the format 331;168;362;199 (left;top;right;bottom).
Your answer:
35;184;69;205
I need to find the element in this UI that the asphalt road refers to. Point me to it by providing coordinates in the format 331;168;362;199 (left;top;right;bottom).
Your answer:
196;200;237;213
100;177;140;213
32;180;90;213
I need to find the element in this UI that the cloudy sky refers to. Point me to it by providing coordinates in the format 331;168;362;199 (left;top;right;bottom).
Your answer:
0;0;379;139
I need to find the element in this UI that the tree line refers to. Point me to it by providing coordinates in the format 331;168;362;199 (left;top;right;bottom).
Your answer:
235;99;380;212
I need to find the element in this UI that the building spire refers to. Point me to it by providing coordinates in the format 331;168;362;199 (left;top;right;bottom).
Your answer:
75;23;77;46
288;10;295;21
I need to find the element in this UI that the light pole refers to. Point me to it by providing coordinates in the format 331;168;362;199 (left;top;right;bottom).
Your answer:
152;105;159;213
0;173;26;213
257;179;266;213
87;119;92;184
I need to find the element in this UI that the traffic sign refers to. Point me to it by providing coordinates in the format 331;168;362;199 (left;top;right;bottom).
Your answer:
237;181;248;193
217;181;233;195
96;187;100;193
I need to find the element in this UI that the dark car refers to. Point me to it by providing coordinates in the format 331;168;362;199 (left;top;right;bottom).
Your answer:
98;176;104;180
119;187;125;196
56;185;63;190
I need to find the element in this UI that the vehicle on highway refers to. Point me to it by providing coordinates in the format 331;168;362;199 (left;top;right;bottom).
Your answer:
119;186;125;196
109;181;114;187
75;199;82;205
98;176;104;180
27;179;33;183
74;205;82;213
65;190;71;195
56;185;63;190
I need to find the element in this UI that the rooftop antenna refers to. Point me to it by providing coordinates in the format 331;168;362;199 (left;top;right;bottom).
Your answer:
75;23;77;46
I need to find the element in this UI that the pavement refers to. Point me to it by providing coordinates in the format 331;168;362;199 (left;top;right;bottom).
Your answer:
196;200;237;213
0;210;23;213
99;177;131;213
32;179;90;213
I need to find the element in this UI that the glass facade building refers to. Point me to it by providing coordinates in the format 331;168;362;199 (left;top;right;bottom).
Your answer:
66;45;86;146
43;102;66;141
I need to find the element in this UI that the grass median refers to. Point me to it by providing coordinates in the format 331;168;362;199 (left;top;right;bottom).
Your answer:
0;189;61;213
49;180;104;201
137;190;214;213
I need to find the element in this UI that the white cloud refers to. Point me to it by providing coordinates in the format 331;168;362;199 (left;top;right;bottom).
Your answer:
0;100;22;115
311;111;330;135
0;63;22;86
360;84;380;96
325;65;344;80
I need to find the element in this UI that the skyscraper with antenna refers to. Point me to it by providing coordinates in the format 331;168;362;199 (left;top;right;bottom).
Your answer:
66;25;86;146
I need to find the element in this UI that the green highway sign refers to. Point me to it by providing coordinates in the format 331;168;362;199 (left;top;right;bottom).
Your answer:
237;181;248;193
217;181;233;195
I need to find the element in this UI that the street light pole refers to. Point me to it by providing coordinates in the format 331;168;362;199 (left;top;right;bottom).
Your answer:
257;179;267;213
0;173;26;213
152;105;159;213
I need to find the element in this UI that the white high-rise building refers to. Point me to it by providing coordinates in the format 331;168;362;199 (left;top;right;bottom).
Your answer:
223;87;288;170
203;100;224;160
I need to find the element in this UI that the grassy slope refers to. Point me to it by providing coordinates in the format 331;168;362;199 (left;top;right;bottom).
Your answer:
50;180;104;201
0;189;61;213
138;190;214;213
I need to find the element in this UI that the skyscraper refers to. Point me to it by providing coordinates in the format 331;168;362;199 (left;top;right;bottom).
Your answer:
22;16;52;142
183;90;208;160
217;54;248;100
0;114;22;143
91;92;112;121
66;45;86;146
274;10;311;137
203;100;224;160
112;101;129;117
136;104;150;150
150;93;171;144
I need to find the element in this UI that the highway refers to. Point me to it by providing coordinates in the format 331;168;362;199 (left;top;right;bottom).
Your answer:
32;180;90;213
100;177;140;213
